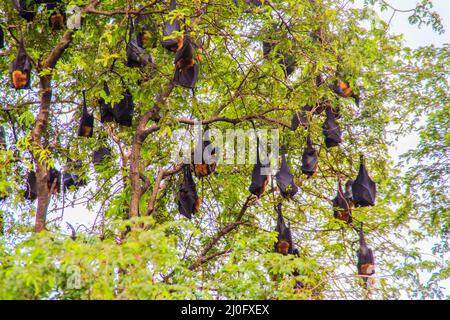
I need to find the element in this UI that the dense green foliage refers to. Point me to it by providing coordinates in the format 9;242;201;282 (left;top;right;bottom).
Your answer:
0;0;448;299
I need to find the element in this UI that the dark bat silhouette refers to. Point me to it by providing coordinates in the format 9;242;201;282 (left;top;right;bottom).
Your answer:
193;125;217;178
352;155;376;207
24;171;37;201
78;91;94;138
0;26;4;49
12;0;37;22
357;227;375;286
322;106;342;148
178;164;200;219
63;159;85;190
0;127;6;150
275;152;298;198
161;0;181;52
98;82;115;123
113;89;134;126
331;80;360;106
10;36;32;90
249;138;270;197
274;203;293;255
332;179;353;224
301;137;318;178
93;147;111;165
173;36;199;89
47;168;61;194
46;3;65;31
291;110;308;130
126;19;153;68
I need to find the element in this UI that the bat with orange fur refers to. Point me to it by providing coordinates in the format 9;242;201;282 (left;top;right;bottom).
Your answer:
10;36;31;90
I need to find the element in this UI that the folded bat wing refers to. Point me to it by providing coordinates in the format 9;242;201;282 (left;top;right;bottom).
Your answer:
352;158;376;207
322;107;342;148
275;153;298;198
301;138;318;177
126;38;153;68
178;164;199;219
173;63;199;89
113;90;134;126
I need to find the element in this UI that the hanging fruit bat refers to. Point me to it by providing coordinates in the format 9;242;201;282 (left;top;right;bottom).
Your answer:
352;155;376;207
47;168;61;194
63;159;85;190
322;106;342;148
113;89;134;126
92;147;111;165
78;91;94;138
161;0;181;52
10;36;32;90
301;137;318;178
98;82;115;123
332;179;353;224
274;203;293;256
193;125;217;178
127;37;153;68
126;19;153;68
357;227;375;286
46;3;66;31
173;35;199;89
0;26;4;49
0;127;6;150
331;80;360;106
291;110;308;131
24;171;37;201
178;164;200;219
275;152;298;199
249;138;270;197
12;0;37;22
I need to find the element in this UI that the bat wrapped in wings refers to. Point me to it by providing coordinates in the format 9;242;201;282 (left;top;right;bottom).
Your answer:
352;155;376;207
178;164;200;219
113;89;134;127
332;178;353;224
47;168;61;194
322;106;342;148
10;35;32;90
274;203;293;256
301;137;318;178
161;0;181;52
275;152;298;199
24;171;37;201
78;90;94;138
173;35;200;89
98;82;115;123
249;137;270;197
357;227;375;286
193;125;217;178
